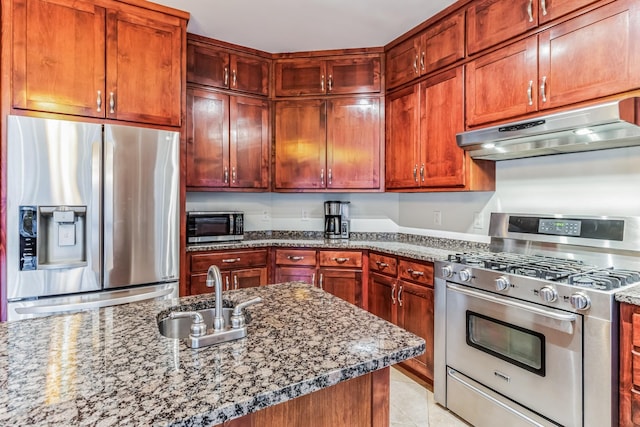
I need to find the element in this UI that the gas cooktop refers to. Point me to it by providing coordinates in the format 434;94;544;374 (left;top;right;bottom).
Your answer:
447;252;640;291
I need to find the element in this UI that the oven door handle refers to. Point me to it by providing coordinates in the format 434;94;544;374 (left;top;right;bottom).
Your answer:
447;283;577;333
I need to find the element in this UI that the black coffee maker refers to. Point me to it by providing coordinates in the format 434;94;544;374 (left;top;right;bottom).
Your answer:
324;201;350;240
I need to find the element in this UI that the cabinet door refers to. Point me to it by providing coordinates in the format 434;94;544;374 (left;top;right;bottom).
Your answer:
397;281;434;381
466;36;538;126
385;85;421;189
538;0;640;110
423;10;465;74
231;54;270;96
12;0;106;117
368;273;396;324
326;56;381;94
275;267;317;285
106;9;183;126
187;43;230;89
539;0;599;24
190;271;232;294
319;268;362;307
231;267;267;289
274;100;327;189
467;0;538;55
186;88;229;188
386;36;422;89
420;68;465;188
230;96;270;189
274;59;326;96
326;97;381;189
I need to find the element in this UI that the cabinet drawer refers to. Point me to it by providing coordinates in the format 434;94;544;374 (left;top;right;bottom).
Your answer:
398;259;434;286
368;253;398;276
319;250;362;268
191;249;268;272
275;249;317;266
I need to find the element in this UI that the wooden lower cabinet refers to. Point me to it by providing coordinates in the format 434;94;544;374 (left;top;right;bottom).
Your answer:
216;367;390;427
368;253;434;384
319;268;362;307
619;302;640;426
188;249;268;295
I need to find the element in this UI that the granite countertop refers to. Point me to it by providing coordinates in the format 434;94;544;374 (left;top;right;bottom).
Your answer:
0;283;425;426
615;286;640;306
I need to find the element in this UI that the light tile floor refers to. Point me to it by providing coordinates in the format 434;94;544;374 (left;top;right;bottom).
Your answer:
390;368;470;427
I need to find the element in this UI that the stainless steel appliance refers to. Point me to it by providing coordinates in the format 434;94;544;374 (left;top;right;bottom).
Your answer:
186;211;244;245
434;213;640;427
457;97;640;160
6;115;180;320
324;201;350;240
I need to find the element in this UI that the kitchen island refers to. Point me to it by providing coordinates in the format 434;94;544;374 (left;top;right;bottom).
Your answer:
0;282;425;426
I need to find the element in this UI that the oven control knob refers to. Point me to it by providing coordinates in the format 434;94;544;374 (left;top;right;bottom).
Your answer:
495;276;510;292
459;269;472;282
570;293;591;310
441;265;454;278
539;286;558;303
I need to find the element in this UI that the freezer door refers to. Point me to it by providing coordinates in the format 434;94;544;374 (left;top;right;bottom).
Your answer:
103;124;179;288
6;115;103;299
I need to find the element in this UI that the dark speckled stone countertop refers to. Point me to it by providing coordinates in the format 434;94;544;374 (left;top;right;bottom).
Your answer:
0;282;425;426
615;286;640;306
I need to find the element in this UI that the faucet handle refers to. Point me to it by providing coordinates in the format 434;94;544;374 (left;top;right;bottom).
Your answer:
231;297;262;329
169;311;207;337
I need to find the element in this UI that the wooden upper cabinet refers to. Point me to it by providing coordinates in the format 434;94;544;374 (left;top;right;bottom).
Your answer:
385;85;421;189
538;0;640;110
12;0;184;126
274;100;327;189
538;0;600;24
465;36;538;126
275;56;381;96
187;41;269;96
12;0;105;118
467;0;538;55
229;96;270;188
386;36;422;89
326;97;381;189
106;8;183;126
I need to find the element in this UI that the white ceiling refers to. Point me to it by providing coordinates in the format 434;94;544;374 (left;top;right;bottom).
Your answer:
153;0;458;53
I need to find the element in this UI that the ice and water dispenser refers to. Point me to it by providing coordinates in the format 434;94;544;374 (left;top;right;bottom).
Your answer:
18;205;88;271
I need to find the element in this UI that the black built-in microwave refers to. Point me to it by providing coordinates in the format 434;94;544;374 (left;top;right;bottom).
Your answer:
186;211;244;244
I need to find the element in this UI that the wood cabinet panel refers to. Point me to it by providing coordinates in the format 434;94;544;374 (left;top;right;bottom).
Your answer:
368;272;396;324
191;249;268;272
187;43;229;88
398;259;434;286
229;96;270;188
386;36;421;89
538;0;600;24
465;37;538;126
368;253;398;277
538;0;640;110
275;249;317;266
385;85;421;189
274;100;327;189
274;266;316;285
326;97;381;189
275;59;325;96
319;251;363;268
423;10;465;74
186;88;229;188
620;303;639;426
326;57;381;94
319;268;362;306
467;0;538;55
105;8;182;126
231;54;270;96
12;0;106;118
232;268;267;290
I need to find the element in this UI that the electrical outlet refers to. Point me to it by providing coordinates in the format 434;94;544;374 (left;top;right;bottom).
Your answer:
301;209;309;221
261;210;270;222
473;212;483;229
433;211;442;226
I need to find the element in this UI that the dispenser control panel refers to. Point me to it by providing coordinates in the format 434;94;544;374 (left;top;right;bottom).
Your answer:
19;206;37;271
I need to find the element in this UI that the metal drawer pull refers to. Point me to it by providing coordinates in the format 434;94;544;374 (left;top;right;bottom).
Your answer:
96;90;102;112
391;284;397;304
631;387;640;396
413;164;418;181
109;92;115;114
233;275;239;290
222;258;241;263
224;166;229;184
398;285;403;307
420;164;425;182
420;52;425;71
407;268;424;277
225;276;230;291
231;167;236;184
287;255;305;261
540;76;547;103
319;273;323;290
321;75;325;91
311;273;316;287
413;55;419;74
527;0;534;22
232;69;237;87
333;257;350;263
328;75;333;92
328;168;332;185
375;261;389;268
541;0;547;16
224;67;229;86
527;80;534;106
320;168;324;184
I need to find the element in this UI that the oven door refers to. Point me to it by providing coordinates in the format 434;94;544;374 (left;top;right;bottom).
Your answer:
446;282;582;427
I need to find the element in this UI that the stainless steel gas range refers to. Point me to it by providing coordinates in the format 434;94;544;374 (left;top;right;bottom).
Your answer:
434;213;640;427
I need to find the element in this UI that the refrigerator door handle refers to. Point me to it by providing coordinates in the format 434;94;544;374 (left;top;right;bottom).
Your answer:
92;138;103;281
103;130;115;278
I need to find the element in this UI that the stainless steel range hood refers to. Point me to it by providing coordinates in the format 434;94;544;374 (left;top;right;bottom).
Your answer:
457;97;640;160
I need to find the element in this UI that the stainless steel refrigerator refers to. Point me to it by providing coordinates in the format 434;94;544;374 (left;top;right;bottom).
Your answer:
6;115;179;320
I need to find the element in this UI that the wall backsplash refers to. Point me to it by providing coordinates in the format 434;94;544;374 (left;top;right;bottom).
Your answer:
186;145;640;241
